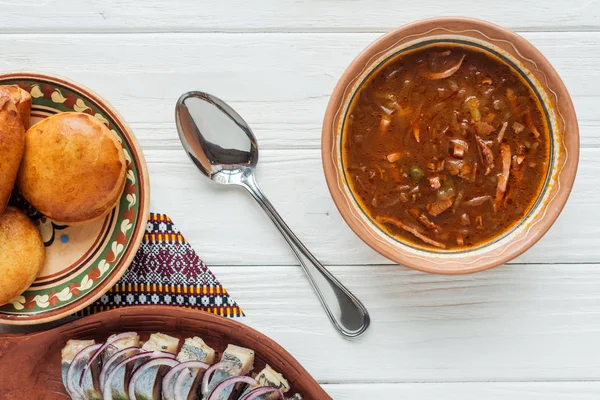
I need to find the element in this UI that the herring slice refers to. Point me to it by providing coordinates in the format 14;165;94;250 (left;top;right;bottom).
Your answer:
162;361;210;400
242;365;290;400
62;340;95;399
160;336;215;400
204;344;255;400
99;347;143;395
142;333;180;354
128;357;179;400
103;351;174;400
177;337;216;364
104;351;153;400
65;342;102;400
132;333;180;398
104;333;140;361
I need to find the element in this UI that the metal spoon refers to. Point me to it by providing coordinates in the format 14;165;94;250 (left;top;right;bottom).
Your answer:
175;91;370;338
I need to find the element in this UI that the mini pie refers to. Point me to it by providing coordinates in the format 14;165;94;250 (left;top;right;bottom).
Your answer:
0;207;45;306
18;112;127;225
0;97;25;215
0;85;32;129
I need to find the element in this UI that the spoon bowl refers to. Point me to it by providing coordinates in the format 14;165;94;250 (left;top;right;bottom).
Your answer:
177;92;257;186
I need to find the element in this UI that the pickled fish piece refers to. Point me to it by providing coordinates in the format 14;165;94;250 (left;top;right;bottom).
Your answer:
131;334;179;399
104;333;140;361
242;365;290;399
174;368;202;400
127;357;179;400
167;337;215;400
104;351;157;400
177;336;216;364
205;344;255;399
61;340;95;398
142;333;180;354
99;347;143;395
64;342;103;400
220;344;254;374
162;360;210;400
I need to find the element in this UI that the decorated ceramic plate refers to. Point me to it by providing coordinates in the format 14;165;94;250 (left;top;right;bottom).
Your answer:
0;72;150;325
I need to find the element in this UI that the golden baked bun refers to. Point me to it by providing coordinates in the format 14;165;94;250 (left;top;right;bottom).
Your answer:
0;98;25;215
18;112;127;225
0;207;45;307
0;85;32;129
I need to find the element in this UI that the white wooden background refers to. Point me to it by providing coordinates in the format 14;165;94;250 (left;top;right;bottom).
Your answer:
2;1;600;398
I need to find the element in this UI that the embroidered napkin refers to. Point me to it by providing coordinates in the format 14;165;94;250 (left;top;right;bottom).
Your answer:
76;213;244;318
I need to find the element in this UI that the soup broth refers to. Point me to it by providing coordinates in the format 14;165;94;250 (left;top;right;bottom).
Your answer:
343;45;550;250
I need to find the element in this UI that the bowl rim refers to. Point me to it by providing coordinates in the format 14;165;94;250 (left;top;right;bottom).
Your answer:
0;71;151;323
321;17;579;274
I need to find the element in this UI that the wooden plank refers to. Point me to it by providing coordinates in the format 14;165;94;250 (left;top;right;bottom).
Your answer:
322;382;600;399
2;0;599;33
208;264;600;382
0;32;595;148
149;147;599;266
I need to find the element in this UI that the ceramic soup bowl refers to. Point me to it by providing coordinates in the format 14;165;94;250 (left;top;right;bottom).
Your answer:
322;17;579;274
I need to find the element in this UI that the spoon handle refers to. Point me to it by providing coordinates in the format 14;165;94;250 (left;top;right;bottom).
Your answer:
241;174;370;338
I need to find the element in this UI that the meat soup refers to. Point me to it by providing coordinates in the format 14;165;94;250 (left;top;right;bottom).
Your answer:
343;45;550;250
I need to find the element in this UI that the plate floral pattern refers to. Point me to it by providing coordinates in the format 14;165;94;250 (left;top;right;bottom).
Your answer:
0;74;149;324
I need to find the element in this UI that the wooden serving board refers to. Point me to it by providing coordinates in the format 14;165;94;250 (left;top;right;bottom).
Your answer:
0;306;331;400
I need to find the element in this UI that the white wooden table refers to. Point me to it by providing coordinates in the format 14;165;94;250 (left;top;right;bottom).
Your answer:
3;1;600;398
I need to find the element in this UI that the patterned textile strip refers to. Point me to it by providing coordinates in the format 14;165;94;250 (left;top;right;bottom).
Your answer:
77;213;244;317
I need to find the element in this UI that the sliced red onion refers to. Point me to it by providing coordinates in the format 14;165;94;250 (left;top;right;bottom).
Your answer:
64;378;78;399
127;357;179;400
66;343;102;399
102;344;118;361
201;361;235;395
173;364;207;400
99;347;143;394
80;332;137;387
207;376;257;400
103;351;152;400
239;387;284;400
129;350;175;376
105;343;117;352
162;361;210;400
152;350;177;358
